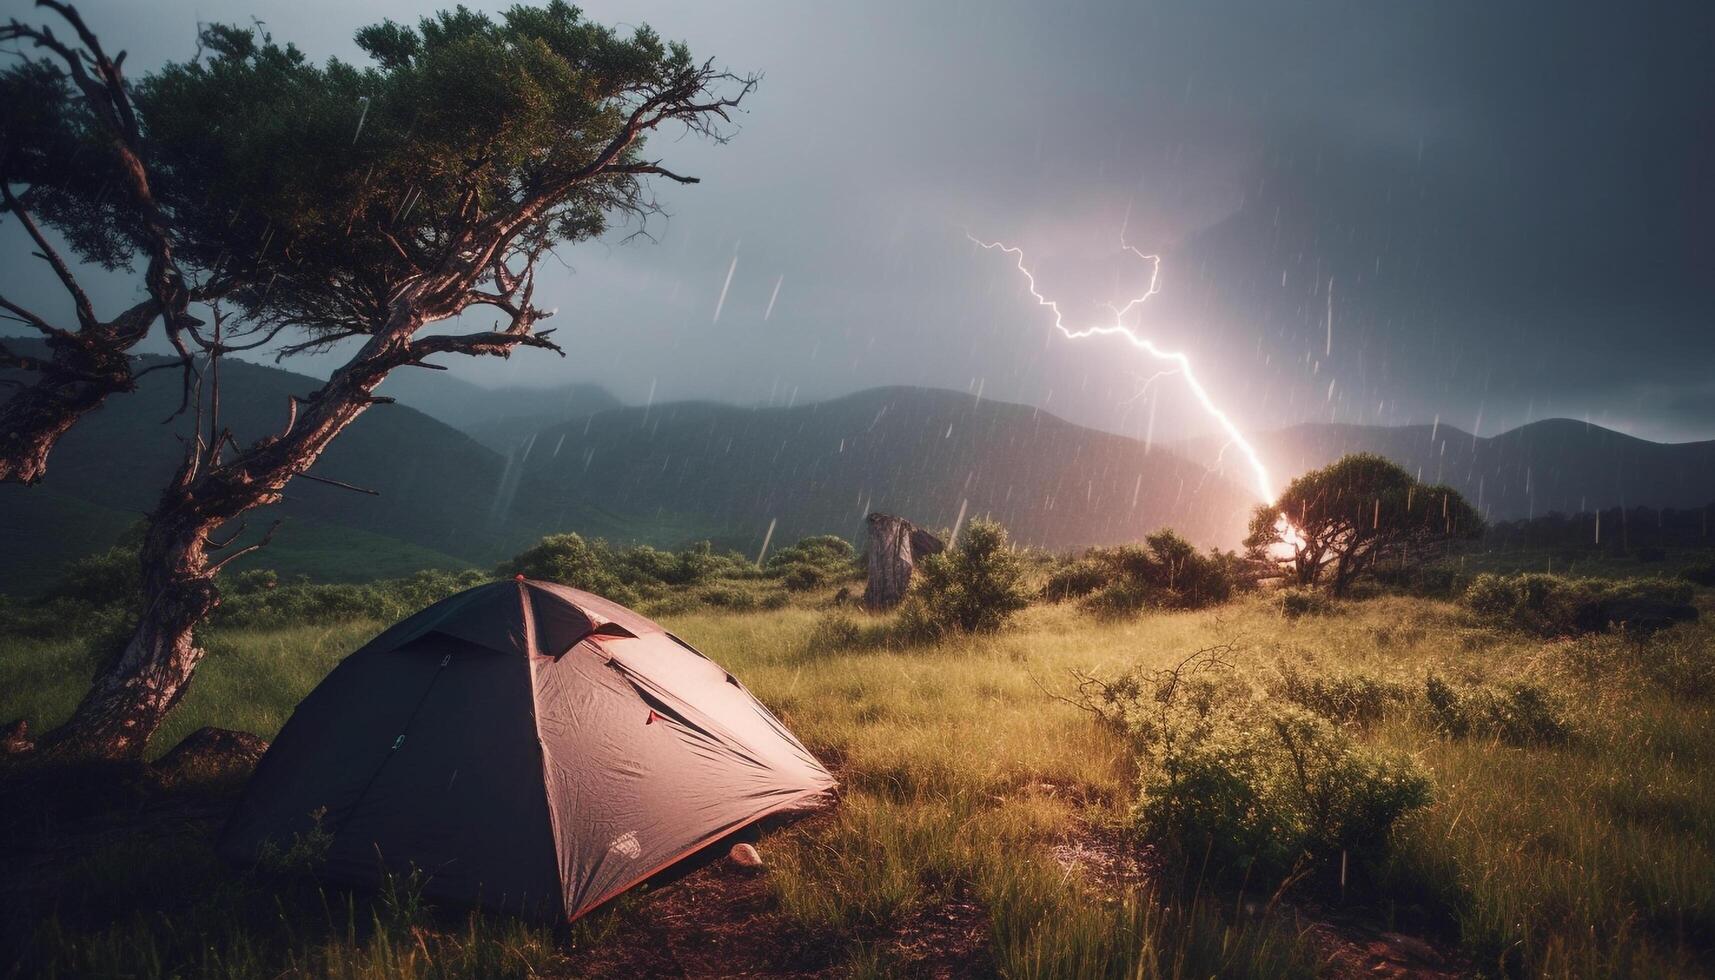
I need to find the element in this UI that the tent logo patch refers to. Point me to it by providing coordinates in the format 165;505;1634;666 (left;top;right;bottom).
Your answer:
608;830;642;859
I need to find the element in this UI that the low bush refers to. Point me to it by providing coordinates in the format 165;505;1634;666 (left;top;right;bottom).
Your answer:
697;584;757;610
781;564;828;592
495;533;755;604
896;519;1030;638
1680;561;1715;587
1045;530;1244;615
1279;587;1333;619
1041;558;1109;602
1463;572;1696;636
1064;649;1431;891
1369;564;1468;598
1267;661;1413;727
39;545;142;609
213;569;489;630
1421;674;1572;745
767;535;859;590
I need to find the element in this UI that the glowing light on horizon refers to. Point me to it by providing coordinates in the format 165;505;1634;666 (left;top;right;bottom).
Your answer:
969;232;1276;503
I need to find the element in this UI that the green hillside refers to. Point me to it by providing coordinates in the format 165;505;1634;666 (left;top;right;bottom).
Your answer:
501;386;1259;555
0;347;520;593
3;357;1262;591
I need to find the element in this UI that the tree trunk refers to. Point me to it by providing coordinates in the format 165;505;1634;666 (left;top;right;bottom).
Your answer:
42;516;218;761
864;513;944;609
40;309;424;761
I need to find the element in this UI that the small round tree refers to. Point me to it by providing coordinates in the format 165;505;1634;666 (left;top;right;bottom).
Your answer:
1245;453;1482;596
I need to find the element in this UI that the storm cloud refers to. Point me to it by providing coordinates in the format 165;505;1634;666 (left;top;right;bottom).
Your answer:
5;0;1711;441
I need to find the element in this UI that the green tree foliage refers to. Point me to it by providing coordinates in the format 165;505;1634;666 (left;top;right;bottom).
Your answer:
897;519;1030;637
1246;453;1483;595
16;3;755;761
120;3;749;346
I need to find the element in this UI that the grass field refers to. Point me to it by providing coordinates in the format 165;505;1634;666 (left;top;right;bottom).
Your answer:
4;575;1713;978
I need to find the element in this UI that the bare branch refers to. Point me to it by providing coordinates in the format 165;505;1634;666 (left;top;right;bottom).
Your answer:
294;471;380;496
0;182;97;330
206;519;283;575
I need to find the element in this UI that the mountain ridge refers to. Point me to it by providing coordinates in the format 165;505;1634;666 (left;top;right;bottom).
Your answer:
1178;416;1715;520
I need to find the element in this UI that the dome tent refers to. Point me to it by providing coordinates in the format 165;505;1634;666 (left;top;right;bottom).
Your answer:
219;577;836;921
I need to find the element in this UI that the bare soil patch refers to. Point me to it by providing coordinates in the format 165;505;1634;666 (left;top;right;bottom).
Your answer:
564;855;995;978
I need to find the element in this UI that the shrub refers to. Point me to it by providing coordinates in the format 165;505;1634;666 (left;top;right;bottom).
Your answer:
896;519;1030;638
1634;546;1667;563
1370;564;1468;598
43;545;140;606
768;534;856;573
1042;558;1108;602
1069;650;1431;889
781;564;827;592
496;533;753;603
1422;674;1572;745
697;584;757;610
1267;661;1413;727
1133;702;1430;888
1462;572;1697;636
674;540;757;583
766;535;859;594
1280;587;1333;619
1680;561;1715;588
1046;530;1243;615
496;532;637;602
1061;649;1430;889
213;569;488;630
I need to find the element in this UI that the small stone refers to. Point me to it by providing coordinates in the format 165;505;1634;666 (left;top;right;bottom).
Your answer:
728;842;764;869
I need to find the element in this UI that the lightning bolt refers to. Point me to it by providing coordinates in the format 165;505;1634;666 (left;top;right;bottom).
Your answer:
970;233;1275;503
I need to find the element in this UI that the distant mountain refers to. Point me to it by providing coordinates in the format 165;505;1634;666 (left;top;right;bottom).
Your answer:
377;370;622;449
0;346;520;593
1179;419;1715;520
0;353;1257;592
497;387;1257;556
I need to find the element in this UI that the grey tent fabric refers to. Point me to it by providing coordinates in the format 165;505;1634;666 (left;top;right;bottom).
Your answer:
219;578;837;921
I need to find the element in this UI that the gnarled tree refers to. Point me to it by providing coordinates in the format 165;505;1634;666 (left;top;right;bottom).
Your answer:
39;3;755;760
1245;453;1483;596
0;2;208;484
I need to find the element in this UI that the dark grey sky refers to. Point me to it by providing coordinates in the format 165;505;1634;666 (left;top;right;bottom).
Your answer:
6;0;1712;442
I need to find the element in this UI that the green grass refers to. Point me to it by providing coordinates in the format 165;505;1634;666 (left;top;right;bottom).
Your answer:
219;519;474;585
5;586;1714;977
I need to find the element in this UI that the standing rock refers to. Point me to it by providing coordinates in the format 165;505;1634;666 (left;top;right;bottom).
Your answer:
863;513;945;609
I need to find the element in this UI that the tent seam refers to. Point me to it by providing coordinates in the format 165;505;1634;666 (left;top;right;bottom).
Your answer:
519;581;572;922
